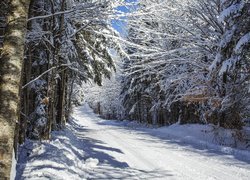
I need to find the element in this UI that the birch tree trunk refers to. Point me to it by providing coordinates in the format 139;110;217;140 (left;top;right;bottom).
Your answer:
0;0;30;179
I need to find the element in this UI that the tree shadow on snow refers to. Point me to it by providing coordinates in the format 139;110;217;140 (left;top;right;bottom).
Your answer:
96;120;250;167
16;117;173;179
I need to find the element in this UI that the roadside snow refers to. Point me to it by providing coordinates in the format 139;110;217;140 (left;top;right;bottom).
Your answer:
16;104;250;179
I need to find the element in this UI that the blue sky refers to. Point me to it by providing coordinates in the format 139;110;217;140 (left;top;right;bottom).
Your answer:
111;0;137;36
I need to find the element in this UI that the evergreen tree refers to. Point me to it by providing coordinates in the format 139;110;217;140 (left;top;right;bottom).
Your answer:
209;0;250;128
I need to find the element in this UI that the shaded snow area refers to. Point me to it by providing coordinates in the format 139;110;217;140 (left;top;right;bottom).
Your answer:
16;104;250;179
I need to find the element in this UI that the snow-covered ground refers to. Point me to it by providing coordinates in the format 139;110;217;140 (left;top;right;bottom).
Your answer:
16;104;250;179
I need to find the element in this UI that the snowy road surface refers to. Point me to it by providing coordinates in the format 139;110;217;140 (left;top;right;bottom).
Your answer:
17;104;250;180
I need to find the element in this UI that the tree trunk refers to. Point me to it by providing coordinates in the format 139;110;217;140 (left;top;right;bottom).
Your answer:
65;77;74;122
56;68;67;127
56;0;67;128
0;0;30;179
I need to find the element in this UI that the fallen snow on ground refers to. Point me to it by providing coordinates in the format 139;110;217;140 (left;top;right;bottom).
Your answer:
16;104;250;179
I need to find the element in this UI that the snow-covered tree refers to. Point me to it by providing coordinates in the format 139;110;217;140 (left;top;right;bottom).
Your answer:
20;0;130;140
121;0;204;124
208;0;250;128
84;55;126;120
121;0;249;126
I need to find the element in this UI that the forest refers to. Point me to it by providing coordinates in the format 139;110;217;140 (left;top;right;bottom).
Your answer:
0;0;249;179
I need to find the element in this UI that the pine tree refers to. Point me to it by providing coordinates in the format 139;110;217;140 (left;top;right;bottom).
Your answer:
19;0;127;141
209;0;250;128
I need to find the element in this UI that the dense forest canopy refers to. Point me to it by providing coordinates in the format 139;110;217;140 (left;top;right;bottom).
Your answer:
0;0;249;179
87;0;250;129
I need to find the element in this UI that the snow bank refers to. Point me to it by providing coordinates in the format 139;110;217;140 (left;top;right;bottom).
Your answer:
115;119;250;150
156;124;250;155
108;120;250;160
16;127;90;180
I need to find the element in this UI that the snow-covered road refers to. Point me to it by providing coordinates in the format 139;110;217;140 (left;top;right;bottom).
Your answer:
72;104;250;180
17;104;250;179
